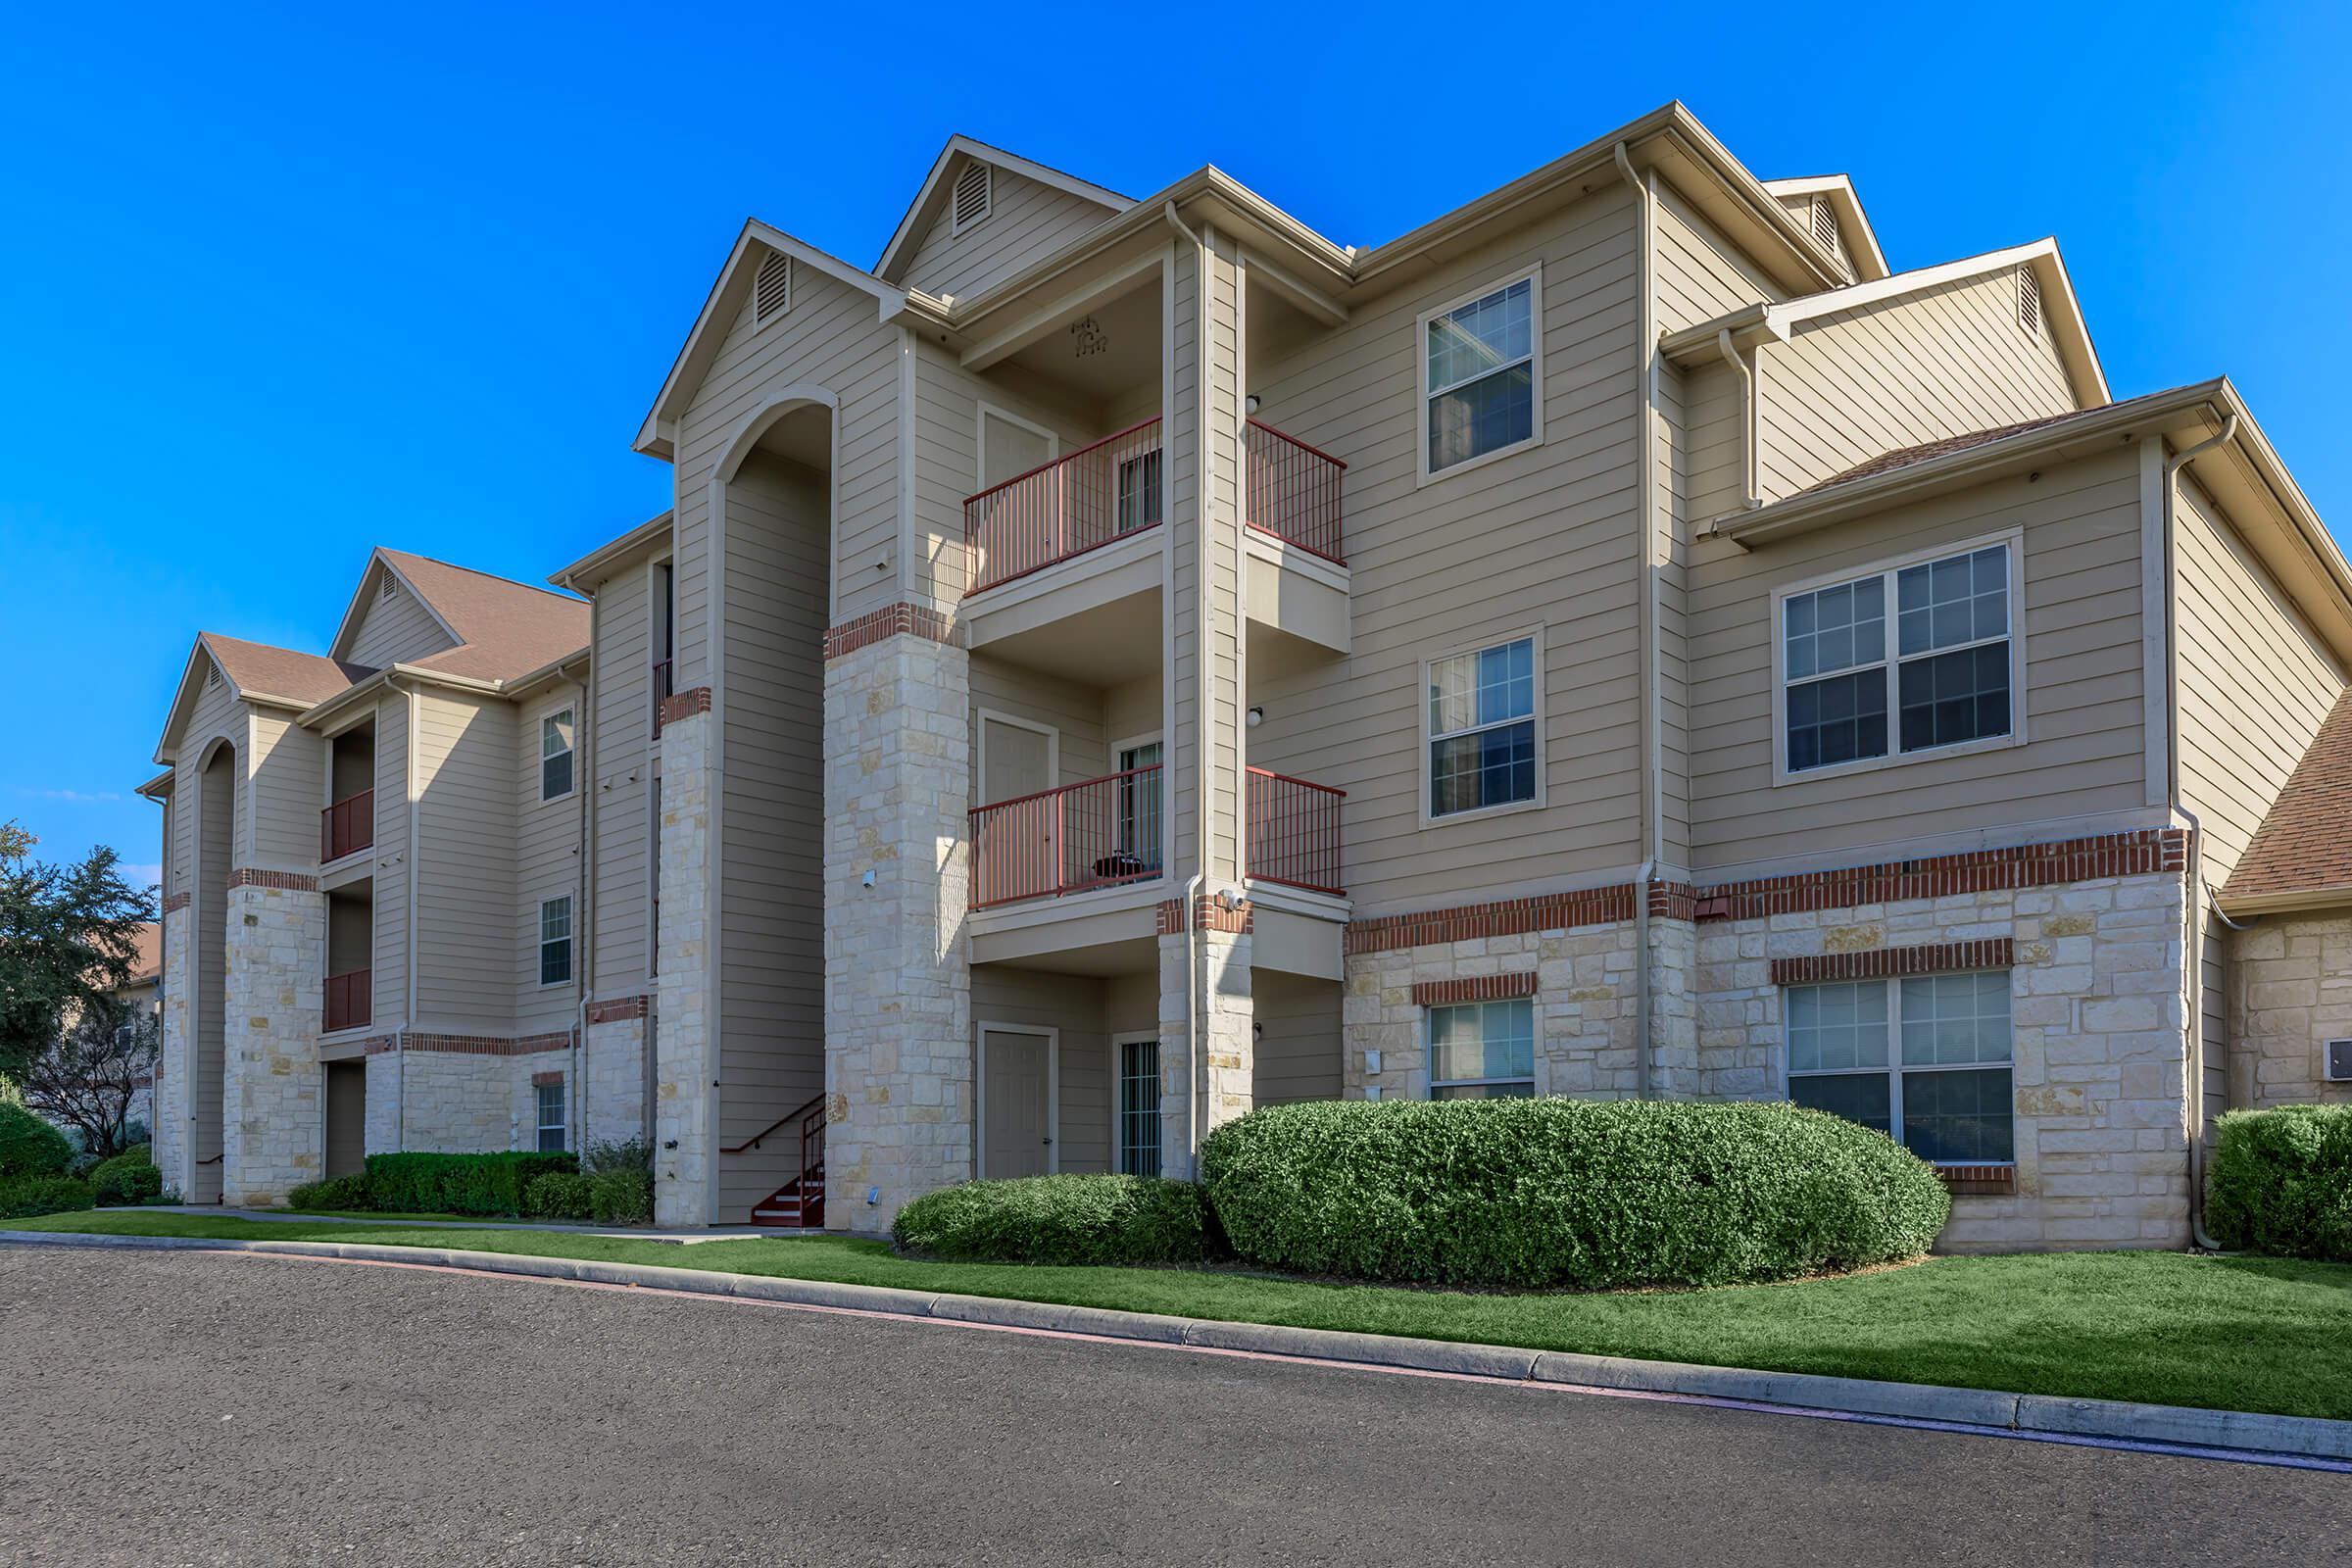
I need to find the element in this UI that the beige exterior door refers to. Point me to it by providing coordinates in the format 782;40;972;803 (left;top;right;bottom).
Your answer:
981;1027;1053;1179
979;716;1058;902
323;1061;367;1179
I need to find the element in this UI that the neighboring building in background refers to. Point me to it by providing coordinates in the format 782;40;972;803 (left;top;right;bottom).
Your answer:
120;921;162;1137
146;104;2352;1250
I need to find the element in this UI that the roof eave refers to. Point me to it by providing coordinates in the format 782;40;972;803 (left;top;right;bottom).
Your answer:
548;512;675;592
2216;882;2352;918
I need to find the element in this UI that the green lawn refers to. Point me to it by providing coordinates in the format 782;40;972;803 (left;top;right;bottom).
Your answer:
17;1208;2352;1420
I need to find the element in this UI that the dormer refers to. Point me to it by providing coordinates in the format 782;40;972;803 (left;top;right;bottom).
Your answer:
873;135;1130;305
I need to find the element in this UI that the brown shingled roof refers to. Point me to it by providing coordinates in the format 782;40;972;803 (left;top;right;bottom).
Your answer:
2223;688;2352;906
377;549;590;683
202;633;373;706
1797;386;2200;498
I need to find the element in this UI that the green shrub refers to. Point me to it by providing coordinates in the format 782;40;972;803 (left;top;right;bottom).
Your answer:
0;1174;94;1220
363;1151;577;1216
89;1151;162;1205
893;1173;1221;1266
523;1171;595;1221
0;1104;72;1181
588;1168;653;1226
286;1172;373;1211
2208;1105;2352;1261
1201;1098;1950;1291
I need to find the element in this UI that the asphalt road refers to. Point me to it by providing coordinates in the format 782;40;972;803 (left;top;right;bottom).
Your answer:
2;1246;2344;1566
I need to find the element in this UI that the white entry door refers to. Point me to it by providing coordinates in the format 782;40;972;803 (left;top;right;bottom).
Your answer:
981;1026;1054;1179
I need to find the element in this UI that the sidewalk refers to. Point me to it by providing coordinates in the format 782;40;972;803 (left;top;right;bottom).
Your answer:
126;1206;801;1245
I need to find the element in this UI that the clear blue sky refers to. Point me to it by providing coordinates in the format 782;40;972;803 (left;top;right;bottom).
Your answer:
5;1;2348;884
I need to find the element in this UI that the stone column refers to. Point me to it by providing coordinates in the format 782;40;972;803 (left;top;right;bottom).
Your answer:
583;998;652;1148
1644;886;1699;1100
1155;897;1253;1178
221;877;325;1205
654;703;714;1227
823;620;971;1232
153;901;193;1192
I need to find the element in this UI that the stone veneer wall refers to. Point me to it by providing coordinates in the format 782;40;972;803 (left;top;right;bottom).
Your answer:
154;903;193;1191
655;703;713;1226
583;999;652;1148
822;626;971;1232
2228;908;2352;1109
1153;903;1254;1179
221;881;325;1205
389;1050;518;1152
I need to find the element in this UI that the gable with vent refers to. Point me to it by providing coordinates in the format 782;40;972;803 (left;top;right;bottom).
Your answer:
754;250;793;326
335;558;461;668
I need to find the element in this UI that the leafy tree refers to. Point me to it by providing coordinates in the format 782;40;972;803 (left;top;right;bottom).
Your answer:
0;822;157;1084
20;998;158;1159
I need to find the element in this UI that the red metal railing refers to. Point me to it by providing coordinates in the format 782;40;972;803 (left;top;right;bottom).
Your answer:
724;1090;827;1228
651;658;673;737
323;968;371;1032
964;417;1162;595
969;765;1164;909
1246;767;1346;896
319;790;373;863
1245;419;1347;564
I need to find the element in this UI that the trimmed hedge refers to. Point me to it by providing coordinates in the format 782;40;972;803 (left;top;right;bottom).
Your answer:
893;1174;1221;1266
285;1172;373;1211
2207;1105;2352;1261
364;1152;577;1216
0;1173;94;1220
523;1171;595;1222
1202;1098;1950;1290
89;1149;162;1206
0;1104;72;1181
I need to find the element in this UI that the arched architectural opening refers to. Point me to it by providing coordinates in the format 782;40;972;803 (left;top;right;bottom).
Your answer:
710;394;835;1224
192;742;235;1204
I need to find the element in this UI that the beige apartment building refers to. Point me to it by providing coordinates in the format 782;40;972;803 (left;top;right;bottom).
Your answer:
150;103;2352;1250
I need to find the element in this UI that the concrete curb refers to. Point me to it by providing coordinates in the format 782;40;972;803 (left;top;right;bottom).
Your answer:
10;1230;2347;1464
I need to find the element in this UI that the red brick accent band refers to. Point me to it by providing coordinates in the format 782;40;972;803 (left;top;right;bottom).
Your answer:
1347;885;1636;956
1770;938;2017;988
1411;973;1540;1007
822;602;960;662
225;868;319;893
396;1029;576;1057
584;995;652;1025
361;1036;400;1056
1155;897;1253;936
658;686;711;730
1936;1163;2016;1194
530;1069;564;1088
161;892;191;914
1693;829;2187;924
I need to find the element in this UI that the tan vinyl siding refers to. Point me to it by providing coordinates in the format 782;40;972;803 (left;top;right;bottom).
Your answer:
1204;236;1243;879
900;166;1114;305
514;686;583;1034
174;660;249;877
970;656;1111;793
1244;185;1646;914
2173;475;2344;879
1654;183;1781;334
671;263;901;680
588;562;657;986
714;450;827;1222
411;691;518;1033
1250;970;1342;1103
1687;446;2148;873
345;576;458;667
372;694;409;1023
247;710;321;870
1168;240;1201;873
1753;270;2080;505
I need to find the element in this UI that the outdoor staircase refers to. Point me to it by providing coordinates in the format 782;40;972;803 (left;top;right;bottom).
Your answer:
750;1165;825;1229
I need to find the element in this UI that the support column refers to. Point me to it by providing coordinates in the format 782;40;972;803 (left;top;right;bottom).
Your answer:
221;875;325;1205
823;613;971;1231
583;996;653;1148
654;699;714;1227
153;899;193;1192
1155;896;1253;1178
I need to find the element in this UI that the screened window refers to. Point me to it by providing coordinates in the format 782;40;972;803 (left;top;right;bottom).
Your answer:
535;1080;565;1153
1424;274;1538;474
541;710;575;801
1428;637;1538;817
1117;1038;1160;1176
1428;998;1536;1100
1785;970;2014;1164
539;897;572;987
1783;543;2013;774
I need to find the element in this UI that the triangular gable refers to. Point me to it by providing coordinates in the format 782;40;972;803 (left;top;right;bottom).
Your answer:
875;135;1128;285
152;638;228;764
1758;174;1888;282
327;550;463;666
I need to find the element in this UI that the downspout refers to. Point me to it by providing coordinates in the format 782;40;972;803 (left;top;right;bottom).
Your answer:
2162;414;2238;1250
570;648;593;1157
388;672;423;1153
1615;140;1659;1100
1716;328;1761;512
1163;196;1212;1164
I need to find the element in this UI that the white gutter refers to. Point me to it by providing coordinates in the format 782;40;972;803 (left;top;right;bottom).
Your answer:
1616;139;1659;1101
386;671;424;1153
2161;415;2236;1252
1716;328;1761;514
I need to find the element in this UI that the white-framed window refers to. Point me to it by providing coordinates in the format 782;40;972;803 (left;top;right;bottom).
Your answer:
540;710;575;802
1116;449;1162;533
1425;632;1541;820
1784;970;2015;1165
1418;268;1543;481
538;896;572;987
1775;534;2021;781
1428;997;1536;1099
534;1079;566;1153
1114;1035;1160;1176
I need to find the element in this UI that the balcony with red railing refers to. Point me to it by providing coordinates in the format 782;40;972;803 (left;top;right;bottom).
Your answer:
964;418;1164;596
1246;767;1346;897
969;765;1164;910
1244;419;1347;564
319;790;373;864
323;967;371;1033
